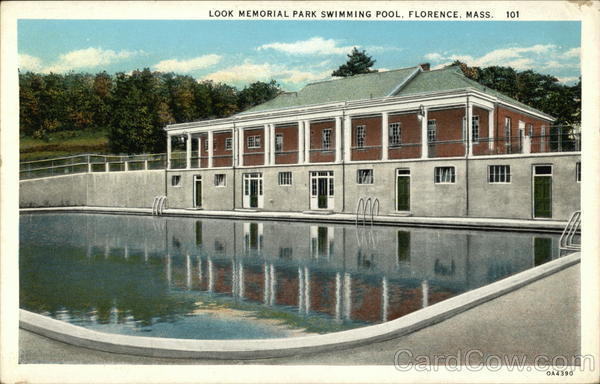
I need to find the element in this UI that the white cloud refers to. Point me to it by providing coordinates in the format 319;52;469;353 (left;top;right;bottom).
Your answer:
18;54;43;72
258;37;354;55
36;47;141;73
557;76;579;84
202;60;330;87
425;44;579;73
153;54;222;73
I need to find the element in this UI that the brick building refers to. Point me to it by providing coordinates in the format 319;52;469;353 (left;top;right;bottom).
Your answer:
164;64;580;220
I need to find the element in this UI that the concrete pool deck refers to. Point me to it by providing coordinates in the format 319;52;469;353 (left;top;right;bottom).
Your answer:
19;262;580;365
21;206;569;233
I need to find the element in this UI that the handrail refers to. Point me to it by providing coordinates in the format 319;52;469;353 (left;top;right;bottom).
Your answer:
355;197;364;226
363;197;372;226
559;210;581;253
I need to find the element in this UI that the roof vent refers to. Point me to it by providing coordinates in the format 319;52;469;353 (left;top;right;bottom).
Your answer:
419;63;430;71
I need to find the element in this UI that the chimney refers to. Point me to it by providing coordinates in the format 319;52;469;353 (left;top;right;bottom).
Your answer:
419;63;430;71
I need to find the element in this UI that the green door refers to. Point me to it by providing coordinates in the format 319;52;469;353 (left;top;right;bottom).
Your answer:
250;179;258;208
318;178;328;209
397;175;410;211
534;176;552;218
194;178;202;207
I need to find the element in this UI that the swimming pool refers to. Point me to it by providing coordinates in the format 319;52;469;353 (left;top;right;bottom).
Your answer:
20;213;559;340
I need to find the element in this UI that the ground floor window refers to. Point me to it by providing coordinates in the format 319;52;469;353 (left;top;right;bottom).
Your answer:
171;175;181;187
434;166;455;184
214;174;226;187
278;171;292;186
488;165;511;183
356;169;374;184
576;162;581;182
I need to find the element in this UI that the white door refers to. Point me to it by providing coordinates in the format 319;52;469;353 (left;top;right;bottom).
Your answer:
310;171;334;210
243;173;263;208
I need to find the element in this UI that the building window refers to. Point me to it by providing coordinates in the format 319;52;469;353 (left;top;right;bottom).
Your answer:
357;169;374;184
171;175;181;187
434;167;456;184
356;125;365;148
427;120;436;142
504;117;512;141
526;123;534;137
204;139;208;151
389;123;401;146
488;165;511;183
472;115;480;142
322;129;332;150
278;171;292;186
214;174;226;187
247;135;261;149
576;162;581;182
224;138;232;151
275;134;283;153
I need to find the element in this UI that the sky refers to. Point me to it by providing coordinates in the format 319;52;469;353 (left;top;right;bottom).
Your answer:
18;20;581;91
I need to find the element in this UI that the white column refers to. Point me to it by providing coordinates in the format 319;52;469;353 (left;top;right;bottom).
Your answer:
335;117;342;163
238;128;244;166
166;134;172;169
466;101;473;157
231;127;236;167
344;116;352;162
297;121;304;164
269;124;276;165
207;130;214;168
304;120;311;164
263;124;270;165
381;112;389;161
488;108;495;152
186;132;192;169
420;108;429;159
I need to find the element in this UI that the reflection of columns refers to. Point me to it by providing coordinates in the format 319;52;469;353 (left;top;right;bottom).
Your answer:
303;120;310;163
197;255;202;283
186;132;192;169
270;264;276;306
298;121;305;164
144;241;148;262
87;244;92;259
186;254;191;290
166;253;172;287
263;263;269;304
167;134;172;169
304;266;310;313
239;262;244;298
335;272;341;322
344;116;352;162
298;267;304;313
466;100;473;156
124;245;129;260
421;279;429;308
488;108;495;151
104;242;109;259
382;277;389;322
207;130;214;168
343;272;351;320
208;258;214;292
335;117;342;163
421;107;429;159
381;112;389;161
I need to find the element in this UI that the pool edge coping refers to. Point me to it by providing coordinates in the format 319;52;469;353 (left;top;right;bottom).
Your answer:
20;206;569;233
19;252;581;361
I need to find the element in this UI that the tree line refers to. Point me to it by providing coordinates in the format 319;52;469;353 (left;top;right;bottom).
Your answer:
19;69;280;154
19;54;580;155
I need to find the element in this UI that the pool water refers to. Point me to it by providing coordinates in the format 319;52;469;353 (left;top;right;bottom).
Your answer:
20;213;559;339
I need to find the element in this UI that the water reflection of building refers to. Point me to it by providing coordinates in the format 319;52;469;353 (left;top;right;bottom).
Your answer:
21;214;560;326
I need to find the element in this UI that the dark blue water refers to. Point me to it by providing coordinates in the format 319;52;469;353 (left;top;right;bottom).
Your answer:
20;213;559;339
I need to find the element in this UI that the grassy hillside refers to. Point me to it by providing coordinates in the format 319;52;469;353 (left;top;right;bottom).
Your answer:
20;130;110;162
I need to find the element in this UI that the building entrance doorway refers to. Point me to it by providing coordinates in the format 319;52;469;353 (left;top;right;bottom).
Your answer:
243;173;263;209
310;171;334;210
533;165;552;218
193;175;202;208
396;169;410;211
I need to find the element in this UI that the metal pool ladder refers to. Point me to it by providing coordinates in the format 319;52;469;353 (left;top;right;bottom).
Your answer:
152;195;167;216
355;197;380;226
559;210;581;254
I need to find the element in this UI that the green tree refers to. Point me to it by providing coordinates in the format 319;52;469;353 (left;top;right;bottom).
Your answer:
331;47;377;77
237;80;281;111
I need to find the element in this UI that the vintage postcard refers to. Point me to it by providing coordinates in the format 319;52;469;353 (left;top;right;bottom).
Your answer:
1;1;599;383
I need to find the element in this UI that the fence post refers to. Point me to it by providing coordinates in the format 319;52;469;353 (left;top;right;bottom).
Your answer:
558;127;562;152
105;161;109;172
87;155;92;173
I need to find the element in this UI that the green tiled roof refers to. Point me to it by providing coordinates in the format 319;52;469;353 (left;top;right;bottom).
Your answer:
240;65;552;119
241;66;419;113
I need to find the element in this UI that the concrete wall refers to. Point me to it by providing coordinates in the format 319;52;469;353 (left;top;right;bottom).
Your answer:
20;170;165;209
20;174;88;207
